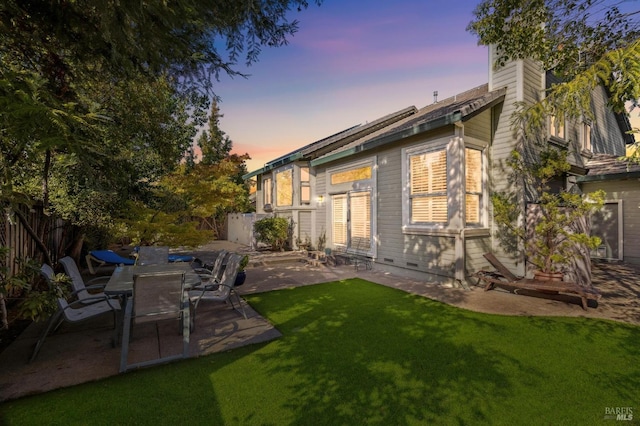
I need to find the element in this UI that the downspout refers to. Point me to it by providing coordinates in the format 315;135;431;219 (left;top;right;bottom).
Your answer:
455;228;470;289
453;122;469;289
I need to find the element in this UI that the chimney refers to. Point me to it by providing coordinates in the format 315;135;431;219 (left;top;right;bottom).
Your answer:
433;91;438;103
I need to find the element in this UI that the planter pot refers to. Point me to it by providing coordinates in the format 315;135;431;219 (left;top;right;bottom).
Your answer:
235;270;247;287
533;270;563;294
533;270;564;281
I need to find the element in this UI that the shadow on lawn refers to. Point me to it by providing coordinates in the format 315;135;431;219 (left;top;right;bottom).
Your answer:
524;314;640;406
244;279;543;425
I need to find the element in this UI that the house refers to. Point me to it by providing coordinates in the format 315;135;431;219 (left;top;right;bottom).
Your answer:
577;153;640;265
243;46;631;287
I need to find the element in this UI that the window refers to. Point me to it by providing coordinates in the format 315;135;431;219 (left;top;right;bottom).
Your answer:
275;168;293;206
331;166;372;185
332;194;347;245
581;122;592;152
263;177;272;206
350;192;371;249
409;149;447;224
327;158;376;256
300;166;310;204
331;191;371;250
465;148;482;225
550;115;565;139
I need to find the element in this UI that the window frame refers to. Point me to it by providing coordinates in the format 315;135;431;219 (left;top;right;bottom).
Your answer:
581;121;592;152
401;138;487;234
402;142;449;231
299;165;311;205
262;176;273;208
464;147;483;226
326;157;377;257
275;166;294;207
549;114;566;141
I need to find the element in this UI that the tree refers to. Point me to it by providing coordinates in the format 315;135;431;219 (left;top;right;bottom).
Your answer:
1;0;321;258
468;0;640;159
492;148;604;276
198;99;234;166
191;98;252;236
119;158;251;246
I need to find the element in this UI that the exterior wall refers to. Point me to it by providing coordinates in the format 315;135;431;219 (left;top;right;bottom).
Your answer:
464;109;492;141
298;211;312;245
590;86;626;156
253;162;326;249
227;212;267;248
486;46;545;276
316;124;497;286
582;180;640;265
374;130;459;284
465;234;494;276
554;85;626;170
315;165;328;246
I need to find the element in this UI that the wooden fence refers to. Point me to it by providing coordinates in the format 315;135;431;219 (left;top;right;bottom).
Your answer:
1;203;70;280
1;203;222;283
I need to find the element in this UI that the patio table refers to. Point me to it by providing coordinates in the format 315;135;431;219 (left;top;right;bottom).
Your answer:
104;263;201;297
104;263;201;345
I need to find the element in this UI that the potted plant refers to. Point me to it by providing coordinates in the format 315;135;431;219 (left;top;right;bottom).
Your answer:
234;255;249;287
493;148;605;281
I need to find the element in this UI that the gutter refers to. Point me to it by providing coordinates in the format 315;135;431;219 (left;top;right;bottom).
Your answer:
242;152;303;180
311;112;463;167
576;171;640;183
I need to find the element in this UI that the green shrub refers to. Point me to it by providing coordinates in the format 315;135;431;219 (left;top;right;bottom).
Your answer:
254;217;289;251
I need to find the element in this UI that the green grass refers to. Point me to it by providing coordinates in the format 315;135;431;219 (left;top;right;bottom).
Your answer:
2;279;639;425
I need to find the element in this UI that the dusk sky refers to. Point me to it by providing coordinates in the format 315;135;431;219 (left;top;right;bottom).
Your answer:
213;1;638;172
213;1;489;172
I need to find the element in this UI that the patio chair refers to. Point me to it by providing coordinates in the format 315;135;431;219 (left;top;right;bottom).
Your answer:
136;246;169;266
188;253;247;329
475;253;601;310
30;264;121;362
59;256;115;303
85;250;135;274
191;250;228;289
120;271;190;372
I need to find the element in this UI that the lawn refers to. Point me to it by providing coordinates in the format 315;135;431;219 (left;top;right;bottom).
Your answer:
2;279;638;425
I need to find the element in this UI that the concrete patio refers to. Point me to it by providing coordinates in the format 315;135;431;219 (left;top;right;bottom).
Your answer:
0;241;638;401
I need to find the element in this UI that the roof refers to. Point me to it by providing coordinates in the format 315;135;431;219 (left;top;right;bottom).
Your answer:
242;106;417;179
577;153;640;182
311;84;507;166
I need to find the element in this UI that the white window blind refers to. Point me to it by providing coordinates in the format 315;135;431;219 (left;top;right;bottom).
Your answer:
263;177;272;205
465;148;482;224
332;194;347;245
350;192;371;249
409;150;447;223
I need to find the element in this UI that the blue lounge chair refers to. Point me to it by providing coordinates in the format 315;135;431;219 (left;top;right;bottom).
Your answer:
86;250;135;274
169;254;195;263
131;246;195;265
